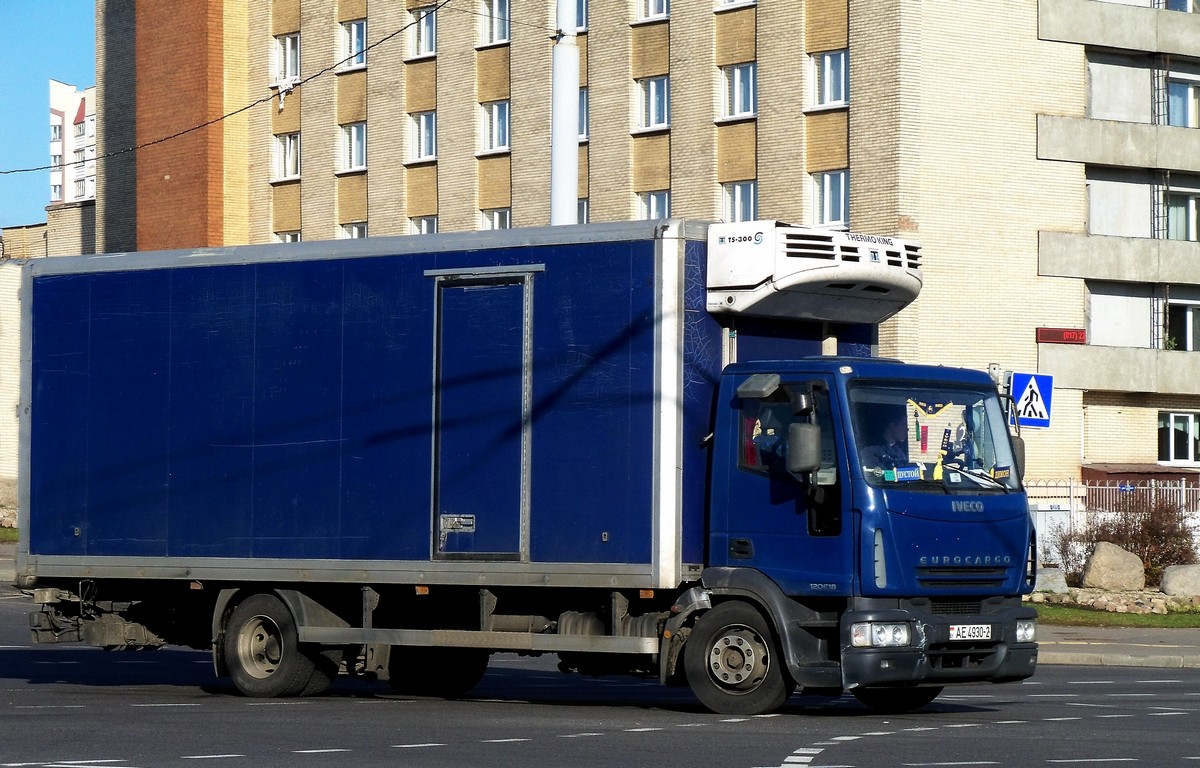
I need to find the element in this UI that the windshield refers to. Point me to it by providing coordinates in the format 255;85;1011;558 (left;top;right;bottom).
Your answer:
849;382;1020;492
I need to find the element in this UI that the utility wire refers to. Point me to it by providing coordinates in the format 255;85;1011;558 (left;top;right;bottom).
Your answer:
0;0;546;177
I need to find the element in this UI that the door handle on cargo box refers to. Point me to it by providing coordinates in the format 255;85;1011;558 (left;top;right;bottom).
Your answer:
729;538;754;559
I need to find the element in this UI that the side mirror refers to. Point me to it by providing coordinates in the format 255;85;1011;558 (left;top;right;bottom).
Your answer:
1010;434;1026;480
786;422;821;475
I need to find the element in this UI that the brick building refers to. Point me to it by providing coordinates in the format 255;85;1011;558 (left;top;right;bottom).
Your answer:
92;0;1200;482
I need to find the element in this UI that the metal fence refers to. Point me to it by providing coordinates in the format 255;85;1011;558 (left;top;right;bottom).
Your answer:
1026;479;1200;569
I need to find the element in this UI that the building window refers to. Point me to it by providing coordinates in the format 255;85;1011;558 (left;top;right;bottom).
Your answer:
50;154;62;168
274;132;301;179
578;198;589;223
275;32;301;84
85;176;95;198
341;122;367;171
341;222;368;239
411;111;437;160
640;190;671;219
50;123;61;142
1166;300;1200;351
638;75;670;130
813;49;848;107
482;208;512;229
576;0;588;30
638;0;669;20
1167;0;1199;11
814;169;848;227
50;184;62;201
481;101;510;152
73;122;85;138
481;0;510;44
74;179;86;197
723;62;757;118
1168;190;1199;241
341;19;367;68
73;148;85;165
724;180;757;222
411;216;438;234
411;7;437;57
579;87;589;140
1159;412;1200;463
276;231;302;243
1169;76;1200;128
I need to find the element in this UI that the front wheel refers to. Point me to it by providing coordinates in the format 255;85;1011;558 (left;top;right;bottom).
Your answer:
851;686;943;713
683;601;794;715
224;593;316;698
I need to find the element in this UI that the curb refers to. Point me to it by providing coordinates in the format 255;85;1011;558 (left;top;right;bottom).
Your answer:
1038;651;1200;669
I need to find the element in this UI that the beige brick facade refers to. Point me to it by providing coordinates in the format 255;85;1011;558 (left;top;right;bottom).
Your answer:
93;0;1200;481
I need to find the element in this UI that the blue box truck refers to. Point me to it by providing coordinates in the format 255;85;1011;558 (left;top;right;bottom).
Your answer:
16;220;1037;714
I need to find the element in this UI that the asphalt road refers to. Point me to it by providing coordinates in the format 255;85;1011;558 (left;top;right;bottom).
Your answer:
5;586;1200;768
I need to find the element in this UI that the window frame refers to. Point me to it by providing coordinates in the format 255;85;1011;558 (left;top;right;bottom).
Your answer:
1167;188;1200;242
275;32;301;84
1160;411;1200;464
275;230;302;243
640;190;671;219
1168;73;1200;129
814;169;849;228
638;0;669;21
812;49;848;108
722;62;757;119
340;222;368;239
50;123;62;142
410;7;437;57
411;216;438;234
274;131;302;180
411;111;437;161
481;100;511;152
638;75;671;130
340;19;367;69
481;207;512;230
1166;0;1199;11
724;180;758;222
579;87;589;140
50;183;62;201
341;122;367;172
481;0;510;45
576;0;588;30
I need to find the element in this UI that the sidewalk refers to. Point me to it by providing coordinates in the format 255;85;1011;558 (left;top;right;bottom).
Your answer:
1;541;1196;668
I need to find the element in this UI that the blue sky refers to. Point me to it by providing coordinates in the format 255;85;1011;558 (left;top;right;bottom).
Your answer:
0;2;95;229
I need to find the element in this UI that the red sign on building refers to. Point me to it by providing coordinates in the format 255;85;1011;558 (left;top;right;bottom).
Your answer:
1036;327;1087;344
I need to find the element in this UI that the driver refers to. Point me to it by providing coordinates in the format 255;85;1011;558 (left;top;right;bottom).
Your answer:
862;415;909;469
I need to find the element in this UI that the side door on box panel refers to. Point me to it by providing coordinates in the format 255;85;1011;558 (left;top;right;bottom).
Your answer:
428;266;540;560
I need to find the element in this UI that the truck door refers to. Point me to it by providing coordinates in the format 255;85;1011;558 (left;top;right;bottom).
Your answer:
429;267;539;561
715;378;854;595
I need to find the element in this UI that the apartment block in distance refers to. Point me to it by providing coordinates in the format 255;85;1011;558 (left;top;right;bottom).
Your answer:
94;0;1200;483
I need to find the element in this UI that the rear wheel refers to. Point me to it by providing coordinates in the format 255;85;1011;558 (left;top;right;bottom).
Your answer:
224;593;317;698
683;601;794;715
387;647;490;698
851;686;943;713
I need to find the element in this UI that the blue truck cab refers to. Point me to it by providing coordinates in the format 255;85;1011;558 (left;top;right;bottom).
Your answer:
17;220;1037;716
690;358;1037;713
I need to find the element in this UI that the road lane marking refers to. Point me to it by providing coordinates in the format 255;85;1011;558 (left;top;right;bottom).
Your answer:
181;756;246;760
390;744;445;749
481;739;531;743
558;733;604;738
292;749;351;754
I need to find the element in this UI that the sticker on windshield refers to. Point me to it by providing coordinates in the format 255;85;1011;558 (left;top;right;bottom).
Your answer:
993;466;1011;480
888;465;922;482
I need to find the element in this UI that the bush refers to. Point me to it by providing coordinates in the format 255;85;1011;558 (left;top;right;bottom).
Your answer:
1046;488;1199;588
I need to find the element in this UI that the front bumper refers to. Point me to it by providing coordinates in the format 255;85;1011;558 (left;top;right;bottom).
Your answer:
840;599;1038;688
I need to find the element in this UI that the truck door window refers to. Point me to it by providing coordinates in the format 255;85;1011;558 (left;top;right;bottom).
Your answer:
740;395;792;475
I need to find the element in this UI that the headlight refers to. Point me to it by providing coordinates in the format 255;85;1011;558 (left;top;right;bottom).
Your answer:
1016;619;1037;643
851;621;912;648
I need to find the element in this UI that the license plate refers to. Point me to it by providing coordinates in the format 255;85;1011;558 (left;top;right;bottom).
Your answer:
948;624;991;641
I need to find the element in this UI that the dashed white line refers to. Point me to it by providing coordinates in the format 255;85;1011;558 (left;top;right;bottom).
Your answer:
131;703;201;708
624;728;663;732
1044;717;1083;722
481;739;531;743
1046;759;1137;764
292;749;351;754
181;755;245;760
390;743;445;749
558;733;604;738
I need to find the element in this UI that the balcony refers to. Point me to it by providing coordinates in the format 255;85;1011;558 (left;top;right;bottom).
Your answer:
1038;116;1200;175
1040;231;1200;285
1039;0;1200;57
1041;343;1200;396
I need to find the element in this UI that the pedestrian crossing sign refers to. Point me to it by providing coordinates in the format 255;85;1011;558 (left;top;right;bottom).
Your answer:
1009;372;1053;429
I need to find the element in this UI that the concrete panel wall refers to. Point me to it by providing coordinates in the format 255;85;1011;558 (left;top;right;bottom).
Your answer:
1088;281;1153;348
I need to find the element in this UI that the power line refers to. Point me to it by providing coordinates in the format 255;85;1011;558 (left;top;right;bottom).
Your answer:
1;0;543;178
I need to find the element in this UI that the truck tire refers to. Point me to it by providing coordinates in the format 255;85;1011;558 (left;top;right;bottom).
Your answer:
851;686;943;713
387;647;490;698
683;601;794;715
224;593;317;698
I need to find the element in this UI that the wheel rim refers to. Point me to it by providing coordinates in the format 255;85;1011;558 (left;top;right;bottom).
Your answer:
237;614;283;680
706;624;769;694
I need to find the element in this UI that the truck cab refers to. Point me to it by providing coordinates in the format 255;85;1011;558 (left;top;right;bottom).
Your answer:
687;358;1038;714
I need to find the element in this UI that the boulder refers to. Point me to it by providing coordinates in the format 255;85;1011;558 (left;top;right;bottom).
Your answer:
1035;567;1069;594
1080;542;1145;591
1159;564;1200;597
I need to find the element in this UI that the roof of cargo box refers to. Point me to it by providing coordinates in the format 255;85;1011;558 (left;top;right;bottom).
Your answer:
23;220;712;277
